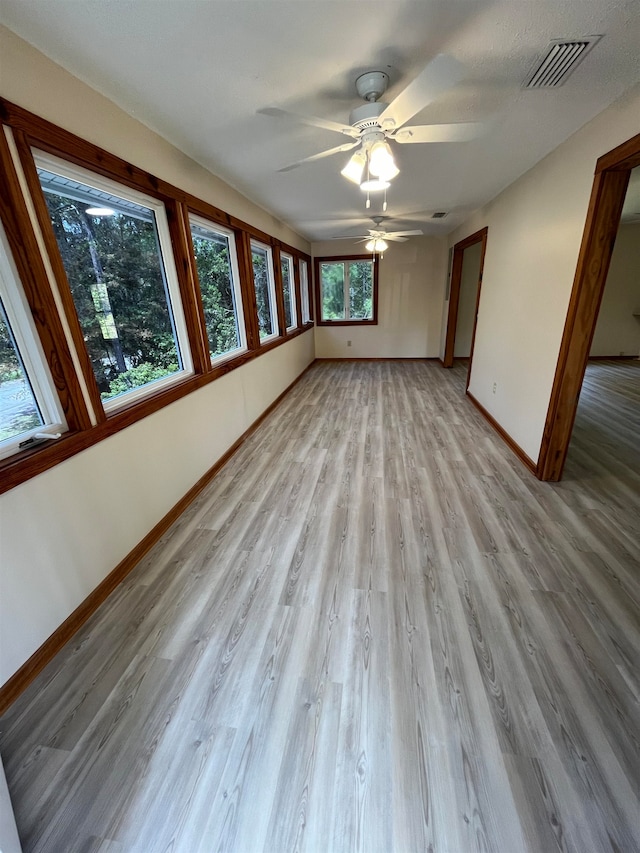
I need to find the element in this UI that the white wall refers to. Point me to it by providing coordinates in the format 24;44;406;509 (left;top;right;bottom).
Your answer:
312;236;448;358
0;27;314;686
449;84;640;462
454;242;482;358
590;222;640;357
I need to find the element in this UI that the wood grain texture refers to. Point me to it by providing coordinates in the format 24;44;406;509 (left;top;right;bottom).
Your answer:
1;359;638;852
442;227;487;370
539;157;633;481
0;96;313;496
0;127;91;435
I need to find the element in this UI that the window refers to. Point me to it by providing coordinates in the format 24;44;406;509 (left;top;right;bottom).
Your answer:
300;259;311;324
280;252;296;331
34;152;192;411
189;216;246;363
251;240;278;341
0;222;65;460
0;99;314;491
316;256;377;325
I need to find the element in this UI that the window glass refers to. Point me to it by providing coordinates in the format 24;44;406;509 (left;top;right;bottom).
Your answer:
320;259;374;322
251;241;277;340
0;223;65;459
320;262;346;320
300;259;311;323
348;261;374;320
35;154;192;409
280;253;296;330
0;299;42;442
189;217;246;362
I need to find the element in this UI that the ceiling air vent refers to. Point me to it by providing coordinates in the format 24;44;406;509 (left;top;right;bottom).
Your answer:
432;211;448;219
524;36;602;89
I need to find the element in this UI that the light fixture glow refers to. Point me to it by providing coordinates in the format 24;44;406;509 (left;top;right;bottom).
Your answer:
85;206;115;216
365;238;388;253
340;150;367;184
360;178;390;192
368;141;399;181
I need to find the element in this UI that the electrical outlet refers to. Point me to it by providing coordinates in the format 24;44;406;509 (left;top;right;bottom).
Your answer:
492;382;497;394
347;340;352;347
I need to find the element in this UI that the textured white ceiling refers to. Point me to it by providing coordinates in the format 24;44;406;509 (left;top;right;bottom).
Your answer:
1;0;639;241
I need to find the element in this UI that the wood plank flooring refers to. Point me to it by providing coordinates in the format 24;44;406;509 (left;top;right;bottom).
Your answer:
1;358;639;853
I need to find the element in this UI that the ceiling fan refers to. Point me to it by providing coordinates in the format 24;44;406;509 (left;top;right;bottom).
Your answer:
260;54;480;175
330;216;424;255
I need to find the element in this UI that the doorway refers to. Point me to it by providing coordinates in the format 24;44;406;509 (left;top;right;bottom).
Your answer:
442;228;488;389
538;132;640;481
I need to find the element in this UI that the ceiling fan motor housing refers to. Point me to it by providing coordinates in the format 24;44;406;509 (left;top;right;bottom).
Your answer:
349;101;387;131
355;70;389;101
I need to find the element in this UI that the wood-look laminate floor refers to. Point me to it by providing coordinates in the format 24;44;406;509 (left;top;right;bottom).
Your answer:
1;358;639;853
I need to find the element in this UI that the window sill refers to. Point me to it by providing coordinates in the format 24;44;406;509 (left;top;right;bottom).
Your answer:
316;319;377;327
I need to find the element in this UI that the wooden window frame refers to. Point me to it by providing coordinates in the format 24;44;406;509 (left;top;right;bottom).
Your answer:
314;254;379;326
185;210;249;367
32;149;199;413
298;257;313;325
251;238;281;343
279;250;297;332
0;97;312;495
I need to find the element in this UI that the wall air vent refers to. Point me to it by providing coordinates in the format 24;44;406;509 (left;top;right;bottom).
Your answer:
524;36;602;89
432;211;448;219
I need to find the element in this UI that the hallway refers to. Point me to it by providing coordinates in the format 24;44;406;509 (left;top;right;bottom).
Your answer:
1;359;638;852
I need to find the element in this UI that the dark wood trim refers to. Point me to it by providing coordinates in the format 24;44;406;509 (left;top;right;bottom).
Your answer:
0;325;314;494
314;319;378;327
465;234;488;392
442;247;464;368
13;128;107;422
314;254;379;326
272;244;287;337
466;390;537;475
166;200;210;374
249;235;283;344
236;219;277;247
293;256;304;331
0;358;318;712
302;257;315;324
0;98;314;493
0;97;312;262
0;128;91;434
279;250;298;332
538;164;632;481
442;227;488;370
595;132;640;173
237;229;261;350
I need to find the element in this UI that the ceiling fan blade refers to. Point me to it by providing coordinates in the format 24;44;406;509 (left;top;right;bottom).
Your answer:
385;229;424;238
379;54;465;130
384;235;409;242
328;234;371;240
259;107;359;138
278;140;359;172
393;122;481;144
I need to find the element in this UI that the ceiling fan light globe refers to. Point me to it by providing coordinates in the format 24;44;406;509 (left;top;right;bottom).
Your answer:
377;160;400;181
368;141;398;180
360;178;390;192
340;150;366;184
365;238;388;253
